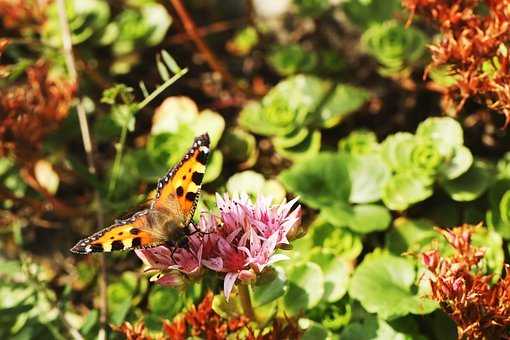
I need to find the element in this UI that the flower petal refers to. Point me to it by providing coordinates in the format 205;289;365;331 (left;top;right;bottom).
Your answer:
224;272;239;300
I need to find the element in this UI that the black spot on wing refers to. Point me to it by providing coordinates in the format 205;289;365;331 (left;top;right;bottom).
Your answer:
191;172;204;185
196;150;209;165
90;243;104;252
111;240;124;251
185;192;196;202
130;228;140;235
176;186;184;197
132;237;142;248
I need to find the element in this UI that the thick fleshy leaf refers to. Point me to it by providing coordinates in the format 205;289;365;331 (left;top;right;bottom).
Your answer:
251;267;287;307
341;315;426;340
385;218;436;255
381;172;433;211
311;218;363;259
318;84;371;128
440;160;492;201
220;128;258;166
203;150;223;184
151;96;198;134
416;117;463;157
381;132;415;171
348;154;391;203
274;129;321;162
300;319;330;340
310;251;351;302
193;109;225;148
279;152;351;209
226;171;286;202
349;251;437;319
487;179;510;239
349;204;392;234
283;262;324;315
439;145;473;180
107;272;138;325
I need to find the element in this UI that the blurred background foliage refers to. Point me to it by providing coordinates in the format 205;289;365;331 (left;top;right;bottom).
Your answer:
1;0;510;339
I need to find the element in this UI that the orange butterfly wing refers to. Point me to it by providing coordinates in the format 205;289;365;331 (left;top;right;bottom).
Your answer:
71;134;210;254
152;133;210;225
70;210;162;253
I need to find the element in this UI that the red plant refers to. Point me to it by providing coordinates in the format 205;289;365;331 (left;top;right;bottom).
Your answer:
162;291;251;340
0;0;48;30
111;321;153;340
113;291;301;339
0;60;75;159
404;0;510;124
422;225;510;339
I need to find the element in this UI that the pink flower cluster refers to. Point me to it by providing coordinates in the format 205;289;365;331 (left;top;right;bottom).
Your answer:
136;194;301;299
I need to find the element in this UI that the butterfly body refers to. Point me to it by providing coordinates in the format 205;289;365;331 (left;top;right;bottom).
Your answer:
71;134;210;254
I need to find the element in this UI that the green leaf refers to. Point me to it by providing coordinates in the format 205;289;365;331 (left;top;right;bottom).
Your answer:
212;294;243;320
43;0;111;46
239;75;331;136
156;55;170;81
228;26;259;56
141;4;172;46
283;262;324;315
193;109;225;148
252;267;287;307
267;44;318;76
161;50;181;73
381;132;415;171
385;218;436;255
487;179;510;239
339;130;379;155
381;171;433;211
343;0;402;29
471;228;504;278
439;145;473;180
220;128;257;165
148;286;185;321
341;315;426;340
349;204;392;234
349;251;437;319
300;320;330;340
226;170;286;202
150;96;199;135
111;104;136;131
107;272;138;325
310;251;351;302
203;150;223;184
318;84;371;128
279;152;351;209
294;0;331;17
348;154;391;203
361;20;426;76
311;218;363;259
416;117;463;157
273;127;310;149
274;129;322;162
440;160;492;201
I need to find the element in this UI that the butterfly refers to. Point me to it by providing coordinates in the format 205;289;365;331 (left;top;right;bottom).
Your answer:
71;133;210;254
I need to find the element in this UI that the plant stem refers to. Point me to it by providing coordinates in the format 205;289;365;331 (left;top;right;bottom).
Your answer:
137;68;188;110
107;68;188;197
56;1;107;339
107;125;128;199
169;0;242;94
238;283;255;320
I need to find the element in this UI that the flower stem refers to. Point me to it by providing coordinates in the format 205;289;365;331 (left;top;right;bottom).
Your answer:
238;283;255;320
